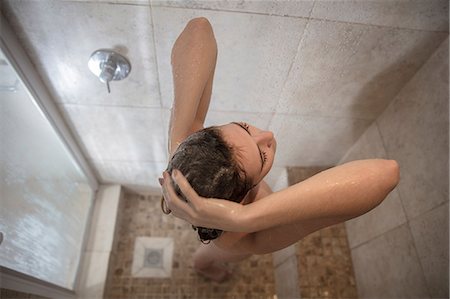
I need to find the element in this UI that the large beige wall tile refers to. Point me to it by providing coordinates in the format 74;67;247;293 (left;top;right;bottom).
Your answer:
204;110;273;130
346;188;405;249
151;0;314;17
153;6;307;113
277;19;447;119
2;1;159;107
339;122;387;163
409;203;449;298
377;37;449;219
339;124;407;248
351;224;429;298
312;0;449;31
60;105;168;162
91;160;167;194
269;114;371;167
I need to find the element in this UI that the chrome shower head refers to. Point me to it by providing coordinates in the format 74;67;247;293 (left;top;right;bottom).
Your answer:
88;49;131;93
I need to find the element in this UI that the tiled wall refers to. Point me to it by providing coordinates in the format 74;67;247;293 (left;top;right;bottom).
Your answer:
2;1;448;195
339;37;449;298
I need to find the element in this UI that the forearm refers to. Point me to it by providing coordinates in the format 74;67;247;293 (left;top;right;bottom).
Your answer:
169;17;217;154
163;159;399;236
240;159;400;233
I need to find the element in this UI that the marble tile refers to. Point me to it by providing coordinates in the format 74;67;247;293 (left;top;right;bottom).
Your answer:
2;1;160;107
86;185;122;252
269;113;372;167
60;105;168;162
150;0;314;18
409;203;449;298
264;166;288;192
345;187;406;248
274;255;300;299
131;237;174;278
272;244;296;267
338;123;408;247
277;19;447;119
91;160;167;192
377;37;449;219
351;224;429;298
312;0;449;31
339;122;388;164
153;6;307;113
204;110;273;131
77;251;111;299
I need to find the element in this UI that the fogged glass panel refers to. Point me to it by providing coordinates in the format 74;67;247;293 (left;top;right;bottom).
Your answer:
0;49;94;289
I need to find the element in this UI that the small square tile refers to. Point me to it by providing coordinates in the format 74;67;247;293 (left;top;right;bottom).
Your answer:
131;237;174;278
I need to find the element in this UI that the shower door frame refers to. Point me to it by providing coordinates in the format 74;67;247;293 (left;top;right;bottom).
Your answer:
0;13;99;298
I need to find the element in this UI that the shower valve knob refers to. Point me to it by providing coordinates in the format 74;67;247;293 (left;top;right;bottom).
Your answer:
88;49;131;93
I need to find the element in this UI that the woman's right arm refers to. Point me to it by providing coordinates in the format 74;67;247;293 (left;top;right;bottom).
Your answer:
162;159;400;233
169;17;217;156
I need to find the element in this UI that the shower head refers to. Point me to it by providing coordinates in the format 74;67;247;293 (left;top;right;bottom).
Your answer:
88;49;131;93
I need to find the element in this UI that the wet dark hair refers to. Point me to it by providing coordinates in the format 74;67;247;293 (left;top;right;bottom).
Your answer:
166;126;253;243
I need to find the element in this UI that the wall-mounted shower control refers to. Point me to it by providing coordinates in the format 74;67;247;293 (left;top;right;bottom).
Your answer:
88;49;131;93
0;232;4;246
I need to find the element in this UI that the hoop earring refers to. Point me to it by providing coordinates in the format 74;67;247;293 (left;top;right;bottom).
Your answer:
160;196;171;215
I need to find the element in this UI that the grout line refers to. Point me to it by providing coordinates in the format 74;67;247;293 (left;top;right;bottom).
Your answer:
88;158;167;164
148;0;164;109
210;108;375;122
267;1;315;130
150;3;448;34
406;223;433;297
64;0;449;34
348;197;447;252
58;102;167;109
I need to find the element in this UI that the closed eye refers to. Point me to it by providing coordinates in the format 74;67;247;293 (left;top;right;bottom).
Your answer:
231;122;265;171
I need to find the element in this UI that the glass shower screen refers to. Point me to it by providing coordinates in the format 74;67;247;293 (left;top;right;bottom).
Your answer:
0;48;95;290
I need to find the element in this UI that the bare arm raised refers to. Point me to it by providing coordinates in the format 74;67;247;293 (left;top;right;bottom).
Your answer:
162;159;400;242
169;17;217;155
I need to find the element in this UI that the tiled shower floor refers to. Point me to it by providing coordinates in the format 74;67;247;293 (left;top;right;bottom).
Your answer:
104;166;357;299
104;192;275;299
288;167;358;299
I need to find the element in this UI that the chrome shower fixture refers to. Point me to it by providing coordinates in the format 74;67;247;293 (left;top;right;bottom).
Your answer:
88;49;131;93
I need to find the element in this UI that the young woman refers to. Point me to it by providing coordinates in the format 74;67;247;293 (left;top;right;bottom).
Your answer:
160;17;400;282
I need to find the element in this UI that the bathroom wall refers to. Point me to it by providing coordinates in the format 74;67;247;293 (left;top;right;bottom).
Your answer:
339;37;449;298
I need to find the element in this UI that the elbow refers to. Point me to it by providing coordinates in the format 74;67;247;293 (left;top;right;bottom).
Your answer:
187;17;214;33
375;159;400;194
386;159;400;190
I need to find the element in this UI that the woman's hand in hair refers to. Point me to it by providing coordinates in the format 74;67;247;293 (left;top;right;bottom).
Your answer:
160;170;250;232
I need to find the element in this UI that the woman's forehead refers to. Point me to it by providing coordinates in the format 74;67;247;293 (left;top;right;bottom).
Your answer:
218;123;262;179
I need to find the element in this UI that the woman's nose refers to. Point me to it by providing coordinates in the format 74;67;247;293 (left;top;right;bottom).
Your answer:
254;130;274;148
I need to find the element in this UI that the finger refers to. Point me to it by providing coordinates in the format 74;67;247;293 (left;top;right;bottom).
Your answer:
162;171;192;215
171;169;201;205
